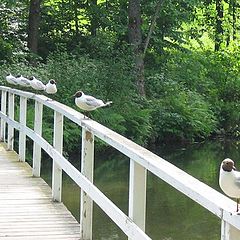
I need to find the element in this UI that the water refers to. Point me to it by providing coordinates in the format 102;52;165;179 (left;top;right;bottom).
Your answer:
41;139;240;240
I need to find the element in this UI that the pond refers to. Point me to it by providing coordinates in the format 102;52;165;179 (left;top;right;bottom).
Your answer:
41;139;240;240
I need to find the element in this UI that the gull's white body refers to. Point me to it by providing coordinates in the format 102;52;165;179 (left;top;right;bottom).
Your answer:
16;75;31;87
219;162;240;198
75;91;112;111
6;74;18;85
30;76;46;91
45;80;57;94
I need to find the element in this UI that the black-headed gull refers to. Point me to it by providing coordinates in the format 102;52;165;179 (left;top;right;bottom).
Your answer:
45;79;57;94
219;158;240;212
29;76;46;91
15;75;31;87
6;74;18;85
74;91;112;117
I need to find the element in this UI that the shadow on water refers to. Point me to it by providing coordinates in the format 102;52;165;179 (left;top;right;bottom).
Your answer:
41;139;240;240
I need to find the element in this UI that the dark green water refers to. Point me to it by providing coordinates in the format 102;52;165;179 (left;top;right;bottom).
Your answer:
41;139;240;240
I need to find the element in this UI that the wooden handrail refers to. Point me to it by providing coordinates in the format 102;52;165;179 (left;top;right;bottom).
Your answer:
0;86;240;240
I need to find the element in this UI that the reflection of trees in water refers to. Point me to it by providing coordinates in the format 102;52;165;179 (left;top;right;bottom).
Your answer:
40;139;238;240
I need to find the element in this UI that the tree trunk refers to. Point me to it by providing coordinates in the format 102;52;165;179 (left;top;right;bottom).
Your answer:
88;0;98;36
215;0;223;51
74;0;79;36
27;0;41;55
232;0;236;40
128;0;145;96
226;0;236;46
143;1;162;57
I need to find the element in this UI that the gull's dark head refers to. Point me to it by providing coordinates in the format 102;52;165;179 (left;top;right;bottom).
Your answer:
74;91;83;98
29;76;34;80
221;158;236;172
50;79;56;84
16;74;21;78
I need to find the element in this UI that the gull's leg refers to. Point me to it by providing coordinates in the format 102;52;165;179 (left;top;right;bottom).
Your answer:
83;111;90;119
237;198;239;212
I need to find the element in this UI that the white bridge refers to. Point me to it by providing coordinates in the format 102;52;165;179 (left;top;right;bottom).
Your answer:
0;86;239;240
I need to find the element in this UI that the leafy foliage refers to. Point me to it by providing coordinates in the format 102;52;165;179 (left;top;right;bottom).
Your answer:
0;0;240;154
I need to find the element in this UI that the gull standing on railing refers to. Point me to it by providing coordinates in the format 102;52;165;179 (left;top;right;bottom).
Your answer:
74;91;112;117
15;75;31;87
29;76;46;91
45;79;57;94
6;74;18;85
219;158;240;213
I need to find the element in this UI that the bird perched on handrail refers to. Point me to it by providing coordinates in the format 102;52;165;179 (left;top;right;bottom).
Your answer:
219;158;240;213
45;79;57;94
29;76;46;91
15;75;31;87
73;91;112;118
6;73;18;85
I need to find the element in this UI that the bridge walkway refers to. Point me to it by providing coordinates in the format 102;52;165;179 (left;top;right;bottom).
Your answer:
0;143;80;240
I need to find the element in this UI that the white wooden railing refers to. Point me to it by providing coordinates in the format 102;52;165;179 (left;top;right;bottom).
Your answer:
0;86;240;240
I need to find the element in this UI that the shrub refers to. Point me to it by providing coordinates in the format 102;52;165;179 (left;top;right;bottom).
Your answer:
147;73;217;142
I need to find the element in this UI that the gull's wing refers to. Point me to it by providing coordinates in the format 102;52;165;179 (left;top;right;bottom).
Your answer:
85;95;103;107
234;171;240;188
35;80;46;89
21;78;30;85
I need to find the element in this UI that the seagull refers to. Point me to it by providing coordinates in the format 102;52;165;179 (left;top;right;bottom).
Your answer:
74;91;112;117
219;158;240;212
29;76;46;91
6;74;18;85
15;75;31;87
45;79;57;94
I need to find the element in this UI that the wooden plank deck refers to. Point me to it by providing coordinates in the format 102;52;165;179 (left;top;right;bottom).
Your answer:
0;143;80;240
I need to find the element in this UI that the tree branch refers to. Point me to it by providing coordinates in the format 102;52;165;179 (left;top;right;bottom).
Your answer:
143;0;163;58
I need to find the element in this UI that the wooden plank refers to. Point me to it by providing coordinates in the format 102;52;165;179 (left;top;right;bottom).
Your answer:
128;159;147;235
32;101;43;177
7;92;14;150
80;129;94;240
19;96;27;162
52;111;63;202
221;220;240;240
0;143;80;239
0;90;7;142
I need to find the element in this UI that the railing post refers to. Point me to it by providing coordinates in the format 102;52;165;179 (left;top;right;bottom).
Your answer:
19;96;27;162
52;111;63;202
80;128;94;240
0;91;7;142
221;220;240;240
128;159;147;238
32;101;43;177
7;92;14;150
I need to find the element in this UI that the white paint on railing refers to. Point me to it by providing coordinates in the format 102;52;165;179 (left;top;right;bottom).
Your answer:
33;101;43;177
221;220;240;240
7;92;14;150
19;96;27;162
1;86;240;240
0;91;6;142
52;111;63;202
80;129;94;240
129;159;146;234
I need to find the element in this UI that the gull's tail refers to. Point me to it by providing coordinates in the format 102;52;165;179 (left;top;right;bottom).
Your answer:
103;101;112;107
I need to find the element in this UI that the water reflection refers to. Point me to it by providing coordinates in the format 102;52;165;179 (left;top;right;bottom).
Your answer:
41;139;240;240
